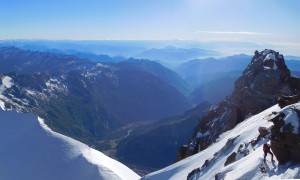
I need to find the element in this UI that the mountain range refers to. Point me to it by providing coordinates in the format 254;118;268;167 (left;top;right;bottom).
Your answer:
1;45;300;179
176;54;300;87
0;46;191;149
119;49;300;174
176;54;250;87
176;54;300;105
134;46;218;67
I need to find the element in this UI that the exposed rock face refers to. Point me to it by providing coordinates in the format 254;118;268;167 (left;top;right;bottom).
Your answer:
178;49;300;160
224;152;237;166
232;49;292;115
278;94;300;108
269;103;300;164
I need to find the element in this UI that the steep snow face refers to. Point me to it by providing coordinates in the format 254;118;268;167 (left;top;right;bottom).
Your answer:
144;103;300;180
0;109;140;180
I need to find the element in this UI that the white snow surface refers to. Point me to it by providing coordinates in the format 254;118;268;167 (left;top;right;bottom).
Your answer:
0;76;14;109
264;53;277;61
262;49;272;56
0;76;13;94
0;109;140;180
279;103;300;134
96;63;109;68
25;89;37;96
263;52;278;70
45;79;68;93
144;103;300;180
2;76;13;88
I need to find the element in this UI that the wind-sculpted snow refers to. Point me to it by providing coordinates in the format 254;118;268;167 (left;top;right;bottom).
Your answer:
0;108;140;180
143;103;300;180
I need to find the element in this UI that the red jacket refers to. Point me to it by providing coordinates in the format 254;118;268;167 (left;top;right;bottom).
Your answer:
263;144;270;152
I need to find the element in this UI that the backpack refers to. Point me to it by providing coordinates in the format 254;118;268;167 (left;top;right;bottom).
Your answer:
263;144;270;151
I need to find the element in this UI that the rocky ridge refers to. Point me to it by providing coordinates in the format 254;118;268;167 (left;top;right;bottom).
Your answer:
177;49;300;160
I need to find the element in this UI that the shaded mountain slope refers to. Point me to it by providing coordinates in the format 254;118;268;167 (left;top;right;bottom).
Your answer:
116;102;211;174
117;58;191;94
188;71;241;105
0;47;191;148
176;54;251;87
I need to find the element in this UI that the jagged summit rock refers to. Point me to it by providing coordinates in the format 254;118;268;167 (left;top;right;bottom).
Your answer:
177;49;300;161
232;49;292;115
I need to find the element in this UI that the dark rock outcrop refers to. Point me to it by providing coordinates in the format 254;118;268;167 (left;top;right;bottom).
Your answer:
278;94;300;108
231;50;292;115
269;104;300;164
224;152;237;166
179;49;300;160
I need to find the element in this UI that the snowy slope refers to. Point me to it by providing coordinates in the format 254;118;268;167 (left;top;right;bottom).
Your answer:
143;103;300;180
0;108;140;180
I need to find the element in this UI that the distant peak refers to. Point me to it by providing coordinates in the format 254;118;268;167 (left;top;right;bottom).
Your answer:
163;46;177;49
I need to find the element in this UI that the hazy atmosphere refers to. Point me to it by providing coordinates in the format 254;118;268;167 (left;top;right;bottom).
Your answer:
1;0;300;55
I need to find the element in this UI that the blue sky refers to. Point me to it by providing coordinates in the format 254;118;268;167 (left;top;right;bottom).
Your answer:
1;0;300;52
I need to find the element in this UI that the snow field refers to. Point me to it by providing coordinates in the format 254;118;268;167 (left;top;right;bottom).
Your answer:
144;103;300;180
0;109;140;180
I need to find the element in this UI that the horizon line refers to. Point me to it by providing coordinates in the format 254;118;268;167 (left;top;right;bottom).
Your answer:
195;31;267;35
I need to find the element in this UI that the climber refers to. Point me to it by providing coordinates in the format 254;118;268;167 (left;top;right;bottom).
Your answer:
263;143;274;162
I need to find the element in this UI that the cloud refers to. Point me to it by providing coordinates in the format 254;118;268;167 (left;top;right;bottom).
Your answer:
195;31;266;35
